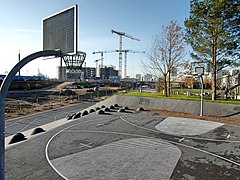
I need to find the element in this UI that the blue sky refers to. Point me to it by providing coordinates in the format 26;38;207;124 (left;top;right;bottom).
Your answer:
0;0;190;78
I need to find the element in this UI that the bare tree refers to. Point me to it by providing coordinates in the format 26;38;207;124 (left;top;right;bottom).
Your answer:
164;20;185;96
142;34;168;96
142;20;185;97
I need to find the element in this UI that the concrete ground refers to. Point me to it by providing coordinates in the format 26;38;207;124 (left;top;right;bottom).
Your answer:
5;103;240;179
51;138;181;180
155;117;224;136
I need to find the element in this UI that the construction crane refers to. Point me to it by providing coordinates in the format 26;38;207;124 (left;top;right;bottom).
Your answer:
92;50;117;78
92;50;116;68
111;29;140;78
116;49;145;78
94;58;103;77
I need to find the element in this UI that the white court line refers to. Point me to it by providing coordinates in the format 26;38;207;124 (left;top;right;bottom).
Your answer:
45;117;101;180
45;114;240;180
120;116;240;143
79;143;92;148
18;118;39;132
119;116;240;167
56;128;240;167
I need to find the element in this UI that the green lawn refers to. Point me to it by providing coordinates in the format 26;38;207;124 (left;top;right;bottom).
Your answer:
118;90;240;105
171;88;217;94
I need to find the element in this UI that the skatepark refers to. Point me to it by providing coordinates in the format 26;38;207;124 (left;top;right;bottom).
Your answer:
5;95;240;179
1;2;239;179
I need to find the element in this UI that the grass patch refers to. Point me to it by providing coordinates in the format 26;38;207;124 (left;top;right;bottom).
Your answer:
171;88;219;94
117;91;240;105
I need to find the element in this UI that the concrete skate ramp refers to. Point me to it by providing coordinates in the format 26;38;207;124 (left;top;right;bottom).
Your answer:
96;95;240;117
51;138;181;179
155;117;224;136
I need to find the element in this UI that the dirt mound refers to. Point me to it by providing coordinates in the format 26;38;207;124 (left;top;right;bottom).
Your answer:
50;82;75;91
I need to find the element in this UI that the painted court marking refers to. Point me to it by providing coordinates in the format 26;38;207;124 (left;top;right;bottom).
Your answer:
155;117;224;136
50;138;181;180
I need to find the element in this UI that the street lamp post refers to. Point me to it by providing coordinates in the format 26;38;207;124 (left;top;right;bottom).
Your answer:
0;50;61;180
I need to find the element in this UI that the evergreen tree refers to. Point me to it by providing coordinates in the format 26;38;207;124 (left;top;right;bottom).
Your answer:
184;0;240;100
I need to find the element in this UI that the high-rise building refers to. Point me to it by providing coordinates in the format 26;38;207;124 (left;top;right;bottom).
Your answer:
57;66;67;80
136;74;141;81
143;74;152;81
57;66;83;81
100;66;118;79
57;65;119;81
81;67;96;78
66;69;82;81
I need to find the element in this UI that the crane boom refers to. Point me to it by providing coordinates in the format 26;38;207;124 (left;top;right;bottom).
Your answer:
128;50;145;53
111;29;140;41
92;50;116;55
92;50;117;68
94;58;102;63
116;49;145;53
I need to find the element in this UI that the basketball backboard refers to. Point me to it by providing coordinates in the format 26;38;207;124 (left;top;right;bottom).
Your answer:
42;5;78;55
190;62;210;75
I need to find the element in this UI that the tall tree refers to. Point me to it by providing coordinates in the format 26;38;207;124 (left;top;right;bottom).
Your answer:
184;0;240;100
164;20;185;96
143;20;185;96
143;34;169;96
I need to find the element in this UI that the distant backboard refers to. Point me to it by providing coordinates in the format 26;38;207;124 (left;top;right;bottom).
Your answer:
191;62;210;75
43;5;78;55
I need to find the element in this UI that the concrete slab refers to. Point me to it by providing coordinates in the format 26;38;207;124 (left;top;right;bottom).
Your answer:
51;138;181;180
155;117;224;136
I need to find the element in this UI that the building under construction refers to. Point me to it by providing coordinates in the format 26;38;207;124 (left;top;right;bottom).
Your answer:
57;66;83;82
57;65;118;82
100;66;118;80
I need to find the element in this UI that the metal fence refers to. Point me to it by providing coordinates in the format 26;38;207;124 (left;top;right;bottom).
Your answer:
77;89;117;101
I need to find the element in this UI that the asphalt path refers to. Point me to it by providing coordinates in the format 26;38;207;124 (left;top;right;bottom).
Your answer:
5;106;240;179
5;100;97;137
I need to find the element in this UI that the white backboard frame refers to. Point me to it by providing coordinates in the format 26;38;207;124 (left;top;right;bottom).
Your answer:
191;62;210;75
42;5;78;55
195;67;204;75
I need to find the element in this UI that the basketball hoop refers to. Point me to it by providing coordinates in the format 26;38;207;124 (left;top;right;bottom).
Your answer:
42;4;86;79
61;51;86;70
190;62;210;76
190;62;207;116
195;67;204;76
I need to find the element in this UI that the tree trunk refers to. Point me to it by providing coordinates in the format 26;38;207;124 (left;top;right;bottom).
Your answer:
164;74;168;97
212;61;217;100
168;71;171;97
212;31;217;101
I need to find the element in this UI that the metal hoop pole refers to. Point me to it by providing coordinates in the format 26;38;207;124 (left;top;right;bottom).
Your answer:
199;75;204;116
0;50;61;180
